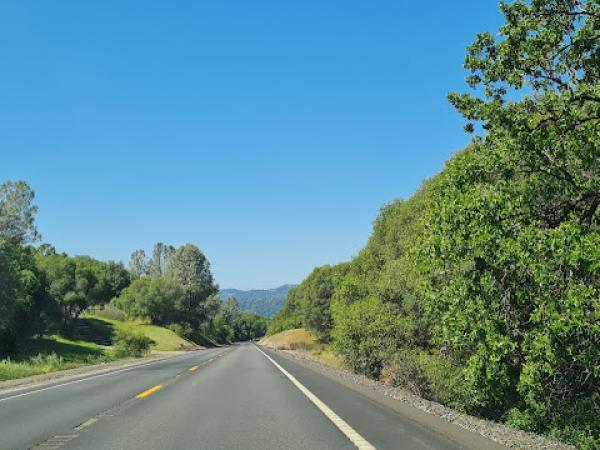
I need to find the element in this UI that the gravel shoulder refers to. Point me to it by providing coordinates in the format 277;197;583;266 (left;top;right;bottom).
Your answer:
262;346;575;450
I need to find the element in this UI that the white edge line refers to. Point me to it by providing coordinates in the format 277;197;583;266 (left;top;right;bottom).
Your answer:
0;348;220;403
255;345;376;450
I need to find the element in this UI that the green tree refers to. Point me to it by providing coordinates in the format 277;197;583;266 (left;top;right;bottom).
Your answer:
238;312;268;340
35;253;125;323
148;242;176;278
448;0;599;229
96;261;130;304
0;181;52;354
35;253;82;322
221;296;241;331
268;285;304;334
128;249;149;279
211;296;268;341
166;243;218;327
0;181;39;245
429;0;599;444
301;266;336;339
0;244;49;354
113;277;184;324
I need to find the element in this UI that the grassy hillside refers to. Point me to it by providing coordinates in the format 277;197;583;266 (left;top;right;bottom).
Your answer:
0;316;195;382
83;315;196;352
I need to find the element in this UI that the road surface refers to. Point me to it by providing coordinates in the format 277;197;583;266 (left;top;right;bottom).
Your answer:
0;343;505;449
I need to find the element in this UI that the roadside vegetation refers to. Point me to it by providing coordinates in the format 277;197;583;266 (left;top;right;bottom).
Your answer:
269;2;599;448
84;314;195;352
0;185;268;381
260;328;344;368
112;247;268;344
0;336;111;382
261;328;318;350
0;313;199;382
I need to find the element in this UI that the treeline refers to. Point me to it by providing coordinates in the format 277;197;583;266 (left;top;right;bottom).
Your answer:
0;181;130;354
270;2;599;448
115;243;267;342
0;182;266;357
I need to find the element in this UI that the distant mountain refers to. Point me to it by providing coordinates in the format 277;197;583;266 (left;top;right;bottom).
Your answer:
220;284;296;317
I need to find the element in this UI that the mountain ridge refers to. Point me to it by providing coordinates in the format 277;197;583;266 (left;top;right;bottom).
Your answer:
219;284;296;317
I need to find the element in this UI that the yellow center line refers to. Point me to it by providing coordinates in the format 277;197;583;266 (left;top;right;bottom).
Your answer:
188;365;199;372
135;384;162;399
208;358;214;362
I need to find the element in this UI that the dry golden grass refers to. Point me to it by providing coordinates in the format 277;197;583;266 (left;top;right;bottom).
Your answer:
309;347;345;368
260;328;345;369
260;328;317;350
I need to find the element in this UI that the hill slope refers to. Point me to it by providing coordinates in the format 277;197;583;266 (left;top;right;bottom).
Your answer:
220;284;296;317
0;315;196;381
84;315;197;351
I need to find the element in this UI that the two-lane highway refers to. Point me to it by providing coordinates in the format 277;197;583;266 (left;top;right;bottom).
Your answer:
0;344;506;449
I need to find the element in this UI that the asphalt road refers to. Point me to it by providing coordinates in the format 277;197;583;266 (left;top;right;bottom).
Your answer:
0;343;505;450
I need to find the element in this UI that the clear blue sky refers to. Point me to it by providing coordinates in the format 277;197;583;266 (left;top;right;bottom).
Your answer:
0;1;502;289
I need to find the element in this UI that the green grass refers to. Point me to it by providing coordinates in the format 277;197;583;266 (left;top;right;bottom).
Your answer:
15;335;107;360
0;336;113;382
0;315;196;382
83;315;196;352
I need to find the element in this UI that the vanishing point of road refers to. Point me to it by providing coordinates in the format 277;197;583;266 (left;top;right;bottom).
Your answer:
0;343;507;450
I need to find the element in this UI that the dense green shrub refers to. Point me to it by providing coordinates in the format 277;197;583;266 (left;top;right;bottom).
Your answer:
381;350;472;411
380;349;430;396
331;297;404;378
113;277;185;325
167;323;193;339
112;329;152;358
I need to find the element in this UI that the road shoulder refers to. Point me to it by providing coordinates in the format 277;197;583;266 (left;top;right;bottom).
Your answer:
260;345;574;450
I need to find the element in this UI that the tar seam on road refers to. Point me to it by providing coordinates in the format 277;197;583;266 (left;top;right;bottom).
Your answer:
255;345;376;450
